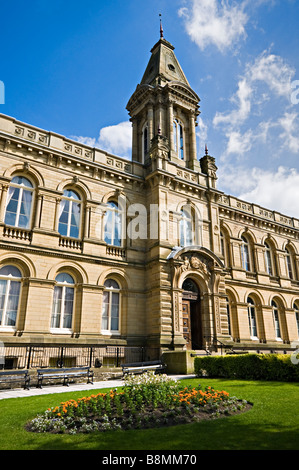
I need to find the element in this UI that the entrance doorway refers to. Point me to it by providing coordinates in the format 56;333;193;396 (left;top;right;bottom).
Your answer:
182;279;202;350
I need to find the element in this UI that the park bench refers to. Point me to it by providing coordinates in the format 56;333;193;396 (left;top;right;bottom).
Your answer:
121;360;166;376
0;369;30;390
36;366;94;388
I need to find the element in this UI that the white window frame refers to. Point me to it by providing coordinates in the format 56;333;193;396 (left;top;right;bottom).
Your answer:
50;273;75;334
241;236;251;272
179;207;194;247
285;247;294;280
264;241;274;276
272;300;282;341
4;176;34;229
58;189;82;239
104;201;123;247
173;119;185;160
101;279;121;335
247;297;258;340
0;266;22;331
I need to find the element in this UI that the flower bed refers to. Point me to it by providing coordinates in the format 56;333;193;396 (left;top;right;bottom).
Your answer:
26;372;251;434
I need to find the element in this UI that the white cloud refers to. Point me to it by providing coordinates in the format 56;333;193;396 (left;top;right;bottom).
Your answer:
72;121;132;159
196;116;208;154
178;0;248;52
278;112;299;153
219;165;299;218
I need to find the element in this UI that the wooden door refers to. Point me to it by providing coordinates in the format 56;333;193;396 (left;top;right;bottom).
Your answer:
182;300;192;350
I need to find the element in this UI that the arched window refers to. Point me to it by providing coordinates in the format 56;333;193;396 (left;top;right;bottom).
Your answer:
104;201;122;247
102;279;120;333
173;119;184;160
264;241;274;276
142;123;148;162
179;207;193;247
51;273;75;330
294;302;299;339
285;247;295;280
271;300;282;339
4;176;34;229
58;189;81;239
247;297;258;338
225;296;232;337
241;236;251;271
0;265;22;328
220;230;230;267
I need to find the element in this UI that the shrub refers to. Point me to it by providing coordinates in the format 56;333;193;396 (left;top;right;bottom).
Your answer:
194;354;299;381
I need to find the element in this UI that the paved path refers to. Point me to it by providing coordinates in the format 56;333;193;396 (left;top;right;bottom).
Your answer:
0;374;197;401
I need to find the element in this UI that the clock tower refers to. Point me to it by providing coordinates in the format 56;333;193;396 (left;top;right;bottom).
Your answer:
126;25;201;172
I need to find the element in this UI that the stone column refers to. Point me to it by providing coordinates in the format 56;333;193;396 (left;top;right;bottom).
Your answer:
0;183;9;223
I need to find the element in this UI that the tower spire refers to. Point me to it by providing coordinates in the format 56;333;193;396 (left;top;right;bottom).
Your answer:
159;13;164;39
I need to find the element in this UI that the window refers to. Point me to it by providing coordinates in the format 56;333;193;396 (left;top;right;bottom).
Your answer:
285;247;294;280
142;123;148;161
247;297;258;338
241;236;251;271
173;119;184;160
58;190;81;239
264;241;274;276
0;265;22;328
220;230;230;266
294;303;299;338
225;296;232;336
179;207;193;247
272;301;281;339
51;273;75;331
104;201;122;247
101;279;120;333
4;176;34;229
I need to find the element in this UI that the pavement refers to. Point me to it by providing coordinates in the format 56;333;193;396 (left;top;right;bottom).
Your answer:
0;374;197;400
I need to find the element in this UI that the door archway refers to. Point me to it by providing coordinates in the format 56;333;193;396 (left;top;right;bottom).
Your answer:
182;278;202;350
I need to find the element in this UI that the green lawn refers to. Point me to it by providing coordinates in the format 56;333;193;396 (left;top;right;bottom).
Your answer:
0;378;298;450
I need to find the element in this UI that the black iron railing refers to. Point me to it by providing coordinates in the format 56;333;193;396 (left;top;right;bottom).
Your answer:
0;345;161;370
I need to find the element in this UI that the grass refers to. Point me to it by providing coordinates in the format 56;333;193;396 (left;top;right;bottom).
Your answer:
0;378;298;450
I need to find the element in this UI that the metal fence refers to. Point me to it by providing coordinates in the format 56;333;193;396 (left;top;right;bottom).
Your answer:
0;345;161;370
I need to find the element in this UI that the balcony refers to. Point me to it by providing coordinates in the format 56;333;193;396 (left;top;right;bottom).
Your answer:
2;226;32;242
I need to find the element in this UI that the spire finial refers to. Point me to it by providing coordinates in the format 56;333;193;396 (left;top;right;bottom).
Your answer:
159;13;164;39
205;144;209;155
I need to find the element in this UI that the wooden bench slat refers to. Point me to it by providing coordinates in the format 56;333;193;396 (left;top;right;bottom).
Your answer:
121;360;166;376
36;367;94;388
0;370;30;390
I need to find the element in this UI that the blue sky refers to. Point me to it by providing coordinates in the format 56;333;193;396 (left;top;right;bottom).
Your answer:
1;0;299;217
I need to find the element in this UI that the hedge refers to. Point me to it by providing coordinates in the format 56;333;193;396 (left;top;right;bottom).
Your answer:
194;353;299;382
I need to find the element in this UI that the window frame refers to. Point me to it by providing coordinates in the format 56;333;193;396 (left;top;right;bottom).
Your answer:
101;279;121;335
285;247;295;280
173;119;185;160
179;207;194;247
241;236;252;272
264;241;275;276
0;265;22;331
58;189;82;240
247;297;258;339
4;176;34;230
50;273;75;333
271;300;282;340
104;201;123;247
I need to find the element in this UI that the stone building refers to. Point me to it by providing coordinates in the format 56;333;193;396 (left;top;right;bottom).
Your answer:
0;30;299;368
